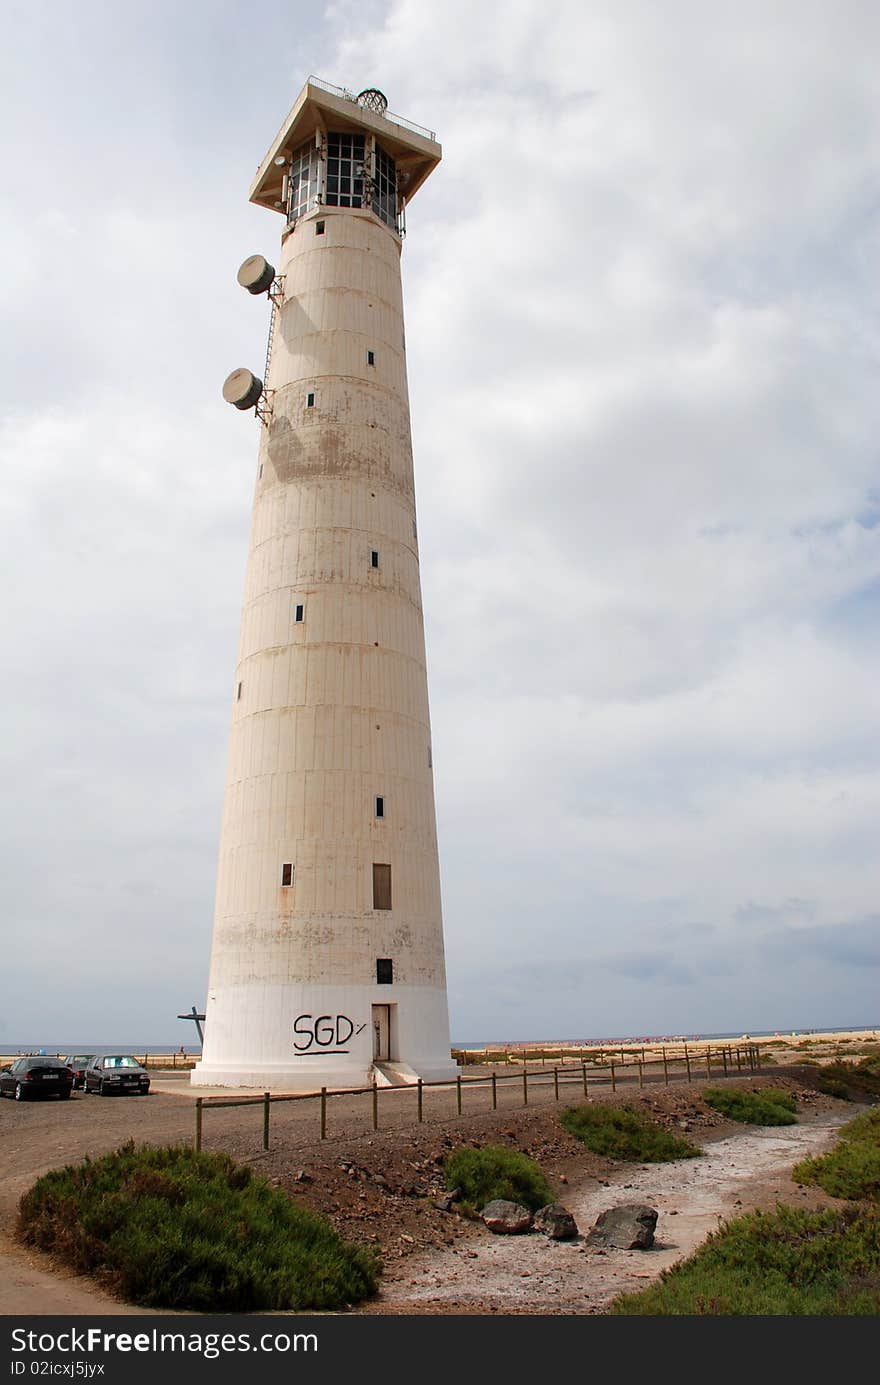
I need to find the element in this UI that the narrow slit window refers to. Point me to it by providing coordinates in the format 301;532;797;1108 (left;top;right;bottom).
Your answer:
367;349;375;366
281;863;293;888
372;863;392;910
370;550;379;569
259;464;263;477
306;392;315;407
237;682;242;701
376;958;393;985
315;220;325;235
375;795;384;818
428;744;432;768
294;603;304;622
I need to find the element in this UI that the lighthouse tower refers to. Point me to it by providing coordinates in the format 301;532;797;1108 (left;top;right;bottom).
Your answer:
193;78;457;1089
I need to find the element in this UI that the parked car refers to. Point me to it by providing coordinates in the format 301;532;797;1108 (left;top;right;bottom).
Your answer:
0;1056;74;1101
83;1054;150;1096
64;1055;96;1090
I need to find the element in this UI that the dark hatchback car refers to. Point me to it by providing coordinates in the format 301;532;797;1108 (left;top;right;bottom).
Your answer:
0;1057;74;1101
65;1055;96;1090
83;1054;150;1096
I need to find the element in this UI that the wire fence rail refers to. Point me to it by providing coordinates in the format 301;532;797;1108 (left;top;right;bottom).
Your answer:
193;1043;760;1153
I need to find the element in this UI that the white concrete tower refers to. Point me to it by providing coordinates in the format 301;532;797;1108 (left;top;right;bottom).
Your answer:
193;78;457;1090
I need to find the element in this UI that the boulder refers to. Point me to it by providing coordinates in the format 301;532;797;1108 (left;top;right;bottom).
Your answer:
533;1203;578;1240
481;1199;534;1234
588;1203;658;1249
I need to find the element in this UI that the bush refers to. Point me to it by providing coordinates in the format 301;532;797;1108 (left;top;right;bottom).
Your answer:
703;1087;797;1125
559;1104;702;1162
815;1058;880;1100
612;1204;880;1315
817;1077;850;1100
443;1144;552;1214
17;1142;379;1311
792;1109;880;1202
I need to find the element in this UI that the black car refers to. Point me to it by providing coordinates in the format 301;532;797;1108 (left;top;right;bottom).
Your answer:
0;1057;74;1101
83;1054;150;1096
65;1054;96;1090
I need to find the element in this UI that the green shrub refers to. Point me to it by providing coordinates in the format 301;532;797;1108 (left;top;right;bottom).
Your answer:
792;1109;880;1202
817;1077;850;1099
17;1142;379;1311
559;1104;702;1162
443;1144;551;1214
703;1087;797;1125
816;1058;880;1100
612;1204;880;1315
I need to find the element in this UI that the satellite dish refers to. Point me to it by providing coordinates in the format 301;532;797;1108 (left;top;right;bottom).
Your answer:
222;368;263;411
236;254;276;295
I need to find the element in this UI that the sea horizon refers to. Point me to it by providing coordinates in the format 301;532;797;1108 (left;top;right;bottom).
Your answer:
3;1020;877;1057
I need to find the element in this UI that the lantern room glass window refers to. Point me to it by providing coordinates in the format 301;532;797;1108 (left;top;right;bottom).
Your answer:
288;138;320;220
372;142;397;228
325;132;365;209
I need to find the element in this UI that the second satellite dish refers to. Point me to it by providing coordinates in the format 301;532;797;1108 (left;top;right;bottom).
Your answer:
237;254;276;295
223;368;263;411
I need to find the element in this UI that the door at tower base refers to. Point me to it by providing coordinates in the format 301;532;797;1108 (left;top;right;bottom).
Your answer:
192;984;457;1089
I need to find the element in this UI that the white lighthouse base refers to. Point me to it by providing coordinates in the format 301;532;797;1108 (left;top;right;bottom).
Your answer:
191;980;458;1091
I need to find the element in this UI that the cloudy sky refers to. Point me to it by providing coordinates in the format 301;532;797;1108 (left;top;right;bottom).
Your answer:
2;1;878;1046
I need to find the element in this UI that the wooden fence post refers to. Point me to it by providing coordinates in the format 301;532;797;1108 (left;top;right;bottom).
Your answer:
372;1083;378;1131
418;1078;423;1122
706;1049;712;1077
684;1046;691;1082
736;1047;742;1072
263;1092;270;1151
582;1062;588;1098
662;1048;669;1085
195;1097;203;1153
523;1069;528;1106
456;1074;462;1115
320;1086;327;1140
554;1067;559;1100
638;1060;644;1089
610;1060;616;1092
722;1048;728;1077
491;1072;497;1110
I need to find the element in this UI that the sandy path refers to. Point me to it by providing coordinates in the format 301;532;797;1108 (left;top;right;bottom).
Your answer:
372;1110;850;1314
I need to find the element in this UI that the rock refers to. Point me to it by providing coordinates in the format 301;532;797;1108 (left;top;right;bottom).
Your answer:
588;1204;658;1250
559;1174;568;1184
533;1203;579;1240
293;1169;312;1183
481;1199;534;1234
433;1189;461;1212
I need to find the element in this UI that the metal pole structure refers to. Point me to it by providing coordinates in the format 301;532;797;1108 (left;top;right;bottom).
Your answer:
263;1091;270;1151
320;1086;327;1139
195;1097;203;1153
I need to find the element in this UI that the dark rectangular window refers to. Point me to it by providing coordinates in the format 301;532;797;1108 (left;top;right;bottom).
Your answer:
375;795;384;818
372;863;392;910
376;958;393;985
281;863;293;887
370;550;379;569
295;603;304;622
315;220;325;234
237;682;242;701
307;392;315;407
367;350;375;366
